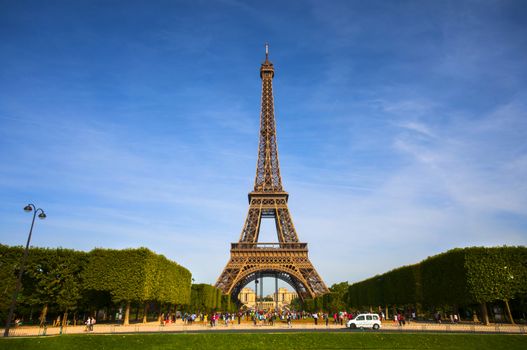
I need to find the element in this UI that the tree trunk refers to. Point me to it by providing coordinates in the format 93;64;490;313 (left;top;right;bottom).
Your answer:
480;302;490;325
62;311;68;327
158;303;164;323
123;301;131;325
143;303;149;323
39;304;48;327
135;305;140;321
385;304;389;320
504;299;515;325
166;304;172;323
73;311;77;326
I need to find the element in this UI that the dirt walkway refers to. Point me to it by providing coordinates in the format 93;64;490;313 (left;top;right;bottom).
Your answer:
5;320;526;337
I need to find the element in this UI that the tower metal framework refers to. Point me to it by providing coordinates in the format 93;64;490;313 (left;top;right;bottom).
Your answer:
215;45;329;300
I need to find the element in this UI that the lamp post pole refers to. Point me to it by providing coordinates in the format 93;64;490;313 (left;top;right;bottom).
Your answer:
3;204;46;337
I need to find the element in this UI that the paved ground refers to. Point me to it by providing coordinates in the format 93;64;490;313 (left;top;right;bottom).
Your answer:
5;320;527;337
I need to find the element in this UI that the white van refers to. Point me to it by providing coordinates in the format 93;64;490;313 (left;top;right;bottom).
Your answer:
346;313;381;329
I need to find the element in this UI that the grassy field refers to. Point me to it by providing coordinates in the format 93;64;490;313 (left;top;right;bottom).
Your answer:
0;332;525;350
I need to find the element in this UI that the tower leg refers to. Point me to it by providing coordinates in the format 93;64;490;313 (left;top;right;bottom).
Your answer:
275;274;278;311
260;272;263;311
255;278;258;312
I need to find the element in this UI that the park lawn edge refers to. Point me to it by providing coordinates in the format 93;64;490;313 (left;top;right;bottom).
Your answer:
0;332;526;350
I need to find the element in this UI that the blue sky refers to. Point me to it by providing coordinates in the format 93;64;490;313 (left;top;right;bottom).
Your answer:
1;0;526;294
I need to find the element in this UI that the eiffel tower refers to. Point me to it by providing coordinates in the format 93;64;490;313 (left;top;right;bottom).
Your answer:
215;45;329;300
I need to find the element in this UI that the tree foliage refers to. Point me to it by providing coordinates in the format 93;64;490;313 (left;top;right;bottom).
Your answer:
465;247;527;303
19;247;87;312
347;246;527;313
83;247;191;305
0;245;23;320
189;284;228;312
0;245;191;323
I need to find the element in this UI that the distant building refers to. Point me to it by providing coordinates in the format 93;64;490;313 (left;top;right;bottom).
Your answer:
238;287;256;306
238;287;298;309
274;287;297;305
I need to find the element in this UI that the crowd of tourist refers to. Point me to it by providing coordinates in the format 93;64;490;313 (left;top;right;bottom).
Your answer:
37;308;464;331
157;310;358;327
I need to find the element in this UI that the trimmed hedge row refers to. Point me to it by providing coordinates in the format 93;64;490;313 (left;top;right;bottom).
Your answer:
0;246;89;325
188;284;237;313
189;284;221;312
0;245;191;325
347;246;527;323
83;247;191;324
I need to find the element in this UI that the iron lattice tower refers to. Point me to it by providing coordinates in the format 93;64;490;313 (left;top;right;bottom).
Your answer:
215;45;329;300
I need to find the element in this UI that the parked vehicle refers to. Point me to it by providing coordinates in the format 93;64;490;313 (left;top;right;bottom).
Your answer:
346;313;381;330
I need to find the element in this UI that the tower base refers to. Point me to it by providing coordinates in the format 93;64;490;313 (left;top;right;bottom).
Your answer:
215;242;329;300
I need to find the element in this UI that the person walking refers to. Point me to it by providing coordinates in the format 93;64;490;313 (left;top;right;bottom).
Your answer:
84;317;91;332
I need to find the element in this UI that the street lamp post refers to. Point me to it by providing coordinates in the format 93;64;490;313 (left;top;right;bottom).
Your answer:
3;204;46;337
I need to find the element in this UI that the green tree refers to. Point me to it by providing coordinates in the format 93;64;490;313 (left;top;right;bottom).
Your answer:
465;247;527;324
189;284;225;312
21;248;86;325
318;282;349;313
346;246;527;325
83;247;191;325
0;245;23;322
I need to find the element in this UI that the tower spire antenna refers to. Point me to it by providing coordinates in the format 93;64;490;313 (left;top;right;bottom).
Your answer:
265;42;269;60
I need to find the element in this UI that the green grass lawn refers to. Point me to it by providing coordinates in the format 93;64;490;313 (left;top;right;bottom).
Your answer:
0;332;525;350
